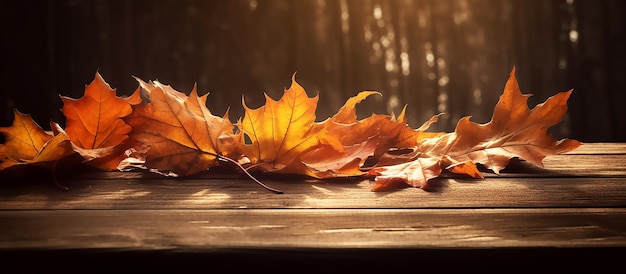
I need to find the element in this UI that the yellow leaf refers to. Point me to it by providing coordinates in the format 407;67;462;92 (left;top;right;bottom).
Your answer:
240;74;321;171
0;112;74;170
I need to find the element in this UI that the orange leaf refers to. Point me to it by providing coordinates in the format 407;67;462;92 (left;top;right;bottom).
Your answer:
369;156;442;191
0;111;73;170
61;72;132;149
125;78;235;176
60;72;136;170
369;68;580;190
394;113;445;148
240;74;322;172
329;90;381;124
445;159;483;179
440;68;581;173
301;91;438;178
300;136;379;178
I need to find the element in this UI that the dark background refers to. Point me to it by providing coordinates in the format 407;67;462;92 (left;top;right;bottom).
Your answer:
1;0;625;142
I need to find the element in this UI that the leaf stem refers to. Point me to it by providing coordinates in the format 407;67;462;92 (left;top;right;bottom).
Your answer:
217;155;283;194
52;160;69;191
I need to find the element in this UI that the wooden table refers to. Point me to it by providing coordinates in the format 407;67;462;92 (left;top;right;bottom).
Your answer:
1;143;625;272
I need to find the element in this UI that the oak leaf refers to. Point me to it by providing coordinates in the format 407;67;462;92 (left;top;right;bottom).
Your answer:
0;110;74;170
369;68;581;191
124;78;236;176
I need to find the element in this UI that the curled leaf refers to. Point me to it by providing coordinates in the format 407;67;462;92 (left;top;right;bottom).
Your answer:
369;68;580;190
0;111;74;170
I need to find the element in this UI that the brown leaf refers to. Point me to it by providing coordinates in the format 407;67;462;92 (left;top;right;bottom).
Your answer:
301;91;440;178
299;136;379;178
394;113;445;149
125;78;236;176
369;68;580;190
436;68;581;172
369;156;442;191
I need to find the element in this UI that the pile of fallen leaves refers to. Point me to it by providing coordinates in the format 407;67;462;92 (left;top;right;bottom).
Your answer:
0;68;580;192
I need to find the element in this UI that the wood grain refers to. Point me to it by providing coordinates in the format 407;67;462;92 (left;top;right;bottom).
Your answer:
0;177;624;210
1;144;624;209
0;143;624;272
1;208;625;250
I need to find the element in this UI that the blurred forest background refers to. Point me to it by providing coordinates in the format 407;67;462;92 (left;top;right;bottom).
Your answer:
1;0;625;142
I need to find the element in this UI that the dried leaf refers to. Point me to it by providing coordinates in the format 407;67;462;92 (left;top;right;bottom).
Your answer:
435;68;581;172
370;156;442;191
61;72;133;149
301;91;441;178
125;78;235;176
60;72;135;170
240;74;322;172
369;68;580;190
0;111;74;170
300;136;379;178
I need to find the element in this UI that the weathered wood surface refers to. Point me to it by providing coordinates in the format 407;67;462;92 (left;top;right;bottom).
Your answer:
0;143;625;271
1;208;625;250
1;177;625;210
1;144;624;210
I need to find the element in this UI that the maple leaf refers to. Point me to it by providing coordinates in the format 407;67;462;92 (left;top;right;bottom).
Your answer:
394;113;445;149
442;68;581;172
61;72;133;149
60;72;136;170
239;74;322;173
321;92;403;150
0;110;74;170
300;91;410;178
124;78;236;176
369;68;581;191
299;136;380;178
303;88;446;178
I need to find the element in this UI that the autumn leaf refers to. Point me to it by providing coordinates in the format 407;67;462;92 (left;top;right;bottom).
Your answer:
125;78;236;176
369;68;581;191
239;73;322;173
394;113;445;149
442;68;581;172
61;72;132;149
321;92;404;151
299;136;379;178
301;91;414;178
60;72;136;170
370;156;442;191
1;67;583;195
0;110;74;170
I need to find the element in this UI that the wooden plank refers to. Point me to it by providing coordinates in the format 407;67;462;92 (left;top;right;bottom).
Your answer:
564;143;626;155
1;208;624;250
494;154;626;177
2;143;619;182
2;143;621;187
1;177;624;210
